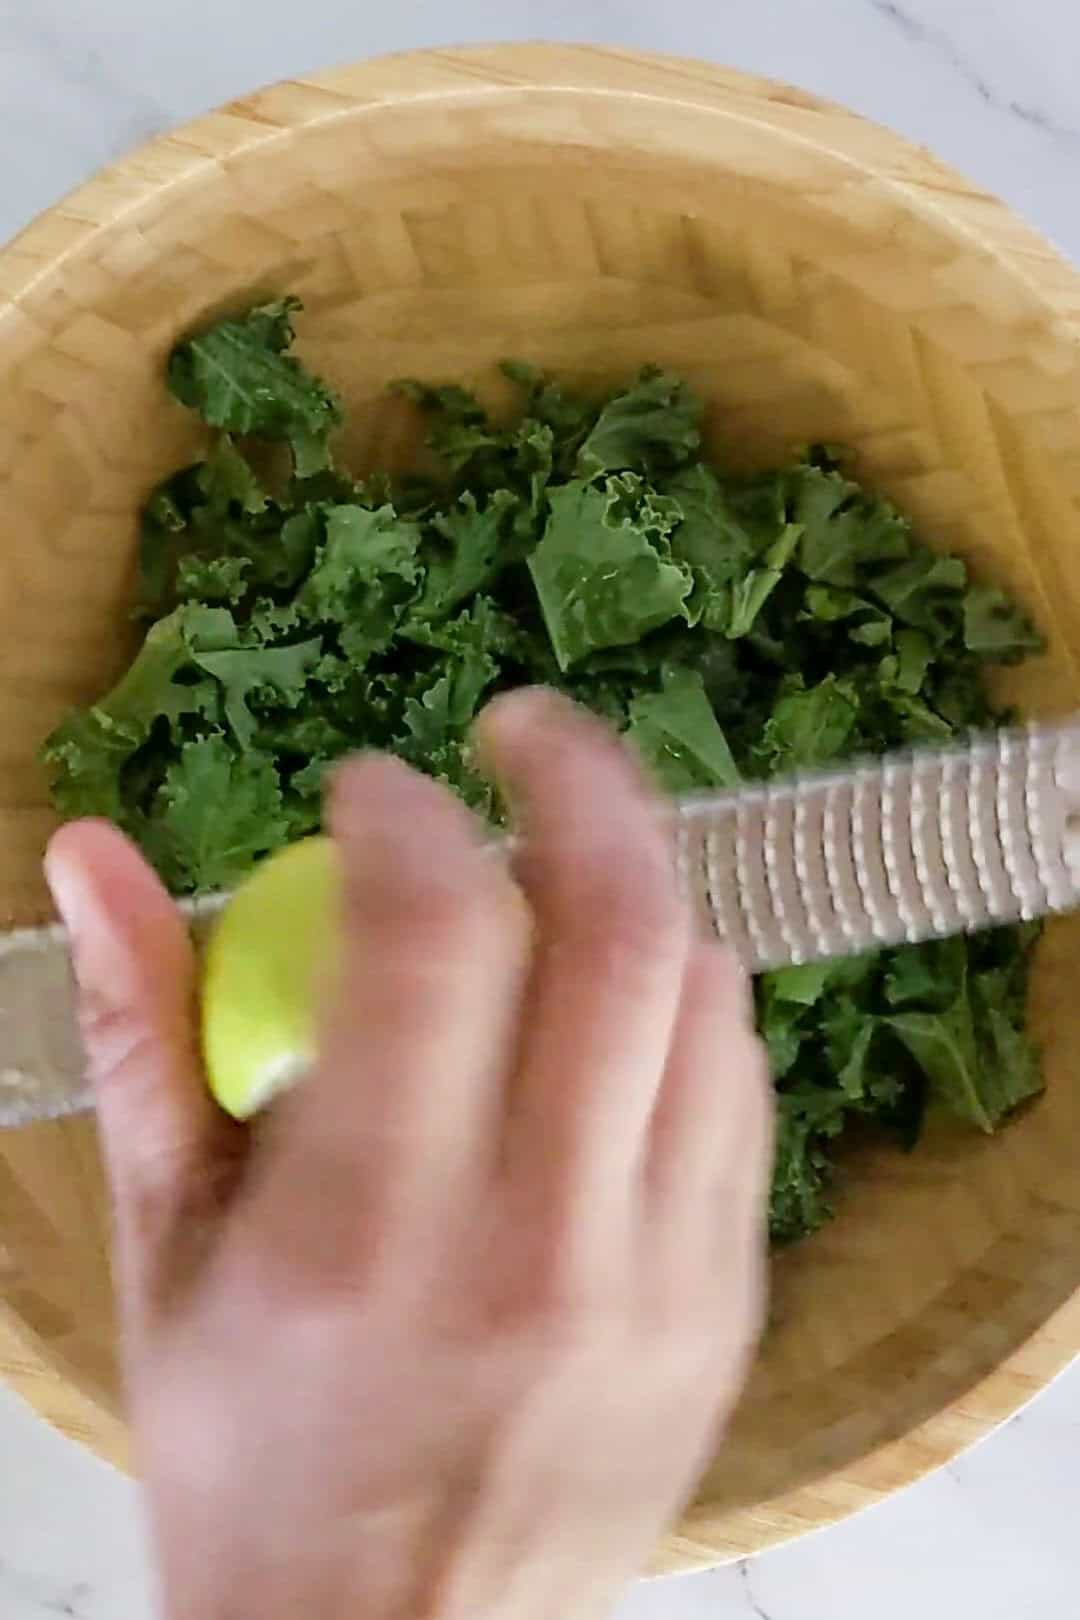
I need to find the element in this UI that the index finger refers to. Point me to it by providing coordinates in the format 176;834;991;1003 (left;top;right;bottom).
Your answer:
476;690;691;1265
242;755;531;1289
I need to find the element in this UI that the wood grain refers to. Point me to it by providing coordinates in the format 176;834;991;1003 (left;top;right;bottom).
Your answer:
1;43;1080;1570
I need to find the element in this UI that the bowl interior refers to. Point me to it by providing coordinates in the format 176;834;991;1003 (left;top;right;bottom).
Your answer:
3;46;1080;1568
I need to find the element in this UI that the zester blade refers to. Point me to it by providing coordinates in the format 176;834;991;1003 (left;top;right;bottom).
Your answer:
3;720;1080;1128
0;897;224;1128
675;718;1080;967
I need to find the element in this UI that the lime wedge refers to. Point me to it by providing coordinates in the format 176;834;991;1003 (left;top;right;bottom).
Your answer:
201;836;340;1119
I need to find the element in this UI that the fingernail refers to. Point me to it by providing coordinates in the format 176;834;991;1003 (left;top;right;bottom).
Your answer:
43;846;106;993
328;751;417;822
45;848;90;939
475;687;564;755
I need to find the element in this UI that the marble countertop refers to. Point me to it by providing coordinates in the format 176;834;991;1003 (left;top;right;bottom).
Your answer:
2;0;1080;1615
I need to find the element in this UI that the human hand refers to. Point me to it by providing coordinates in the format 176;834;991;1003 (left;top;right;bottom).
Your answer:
45;691;772;1620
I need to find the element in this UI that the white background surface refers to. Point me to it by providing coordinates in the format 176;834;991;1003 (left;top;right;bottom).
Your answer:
2;1;1080;1615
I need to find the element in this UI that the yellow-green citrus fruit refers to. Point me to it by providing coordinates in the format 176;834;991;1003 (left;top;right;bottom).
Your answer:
201;836;341;1119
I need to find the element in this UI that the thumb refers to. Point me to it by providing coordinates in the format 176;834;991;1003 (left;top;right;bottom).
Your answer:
44;821;238;1316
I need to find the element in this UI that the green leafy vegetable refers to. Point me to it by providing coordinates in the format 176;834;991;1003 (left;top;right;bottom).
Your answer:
527;477;693;670
574;367;702;479
626;668;740;793
760;675;859;771
143;736;290;894
963;586;1044;661
413;491;516;622
42;298;1046;1244
167;298;342;476
793;465;910;587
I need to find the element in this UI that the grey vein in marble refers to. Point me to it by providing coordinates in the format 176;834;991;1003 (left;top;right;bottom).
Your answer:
871;0;1080;145
0;1563;94;1619
738;1562;774;1620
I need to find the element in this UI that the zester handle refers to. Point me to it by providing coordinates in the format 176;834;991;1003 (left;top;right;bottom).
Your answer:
673;720;1080;971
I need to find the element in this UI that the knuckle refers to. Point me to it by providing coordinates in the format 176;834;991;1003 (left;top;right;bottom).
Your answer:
550;839;687;964
351;857;498;954
352;878;517;1018
508;1215;626;1337
585;915;686;1002
239;1166;382;1305
506;1275;615;1355
365;933;469;1019
587;828;678;912
78;994;161;1096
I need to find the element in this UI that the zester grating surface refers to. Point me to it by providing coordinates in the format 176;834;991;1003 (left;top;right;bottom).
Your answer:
1;721;1079;1127
673;719;1080;969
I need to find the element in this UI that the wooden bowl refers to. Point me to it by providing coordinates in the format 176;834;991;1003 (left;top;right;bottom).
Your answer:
2;44;1080;1570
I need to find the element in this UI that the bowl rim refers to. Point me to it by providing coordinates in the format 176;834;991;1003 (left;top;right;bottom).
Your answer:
2;40;1080;1571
